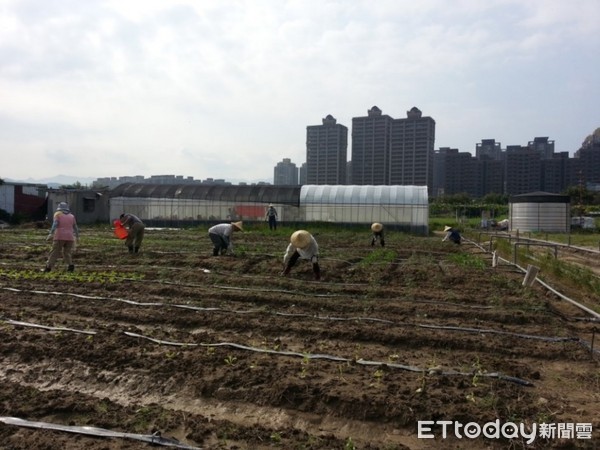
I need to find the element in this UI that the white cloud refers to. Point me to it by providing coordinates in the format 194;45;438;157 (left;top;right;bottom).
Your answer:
0;0;598;182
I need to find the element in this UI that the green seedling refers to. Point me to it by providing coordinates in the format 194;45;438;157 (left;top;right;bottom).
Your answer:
299;354;310;379
344;436;356;450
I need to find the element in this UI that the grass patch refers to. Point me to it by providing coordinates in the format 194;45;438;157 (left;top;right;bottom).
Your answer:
447;253;486;269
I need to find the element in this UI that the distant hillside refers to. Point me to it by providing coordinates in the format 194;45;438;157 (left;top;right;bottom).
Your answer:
5;175;96;188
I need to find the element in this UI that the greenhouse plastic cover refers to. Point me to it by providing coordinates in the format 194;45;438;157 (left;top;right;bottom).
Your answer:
300;185;428;205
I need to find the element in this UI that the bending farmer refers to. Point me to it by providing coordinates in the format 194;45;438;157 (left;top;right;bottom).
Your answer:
442;225;462;245
371;222;385;247
208;221;243;256
120;213;146;253
281;230;321;281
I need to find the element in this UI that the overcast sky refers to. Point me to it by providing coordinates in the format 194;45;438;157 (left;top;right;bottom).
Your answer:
1;0;599;184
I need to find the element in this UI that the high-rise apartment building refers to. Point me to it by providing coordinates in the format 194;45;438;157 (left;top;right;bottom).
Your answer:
273;158;299;185
351;106;435;191
390;107;435;189
505;145;542;195
351;106;393;185
480;157;505;196
542;152;569;193
528;137;555;159
476;139;503;161
434;148;480;197
299;162;307;185
306;115;348;185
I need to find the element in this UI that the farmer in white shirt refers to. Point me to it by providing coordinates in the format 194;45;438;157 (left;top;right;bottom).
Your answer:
281;230;320;280
208;221;243;256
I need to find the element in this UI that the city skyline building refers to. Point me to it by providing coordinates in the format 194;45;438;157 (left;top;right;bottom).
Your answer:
432;134;600;197
350;106;435;192
273;158;299;185
306;114;348;185
389;107;435;189
299;162;307;185
350;106;393;185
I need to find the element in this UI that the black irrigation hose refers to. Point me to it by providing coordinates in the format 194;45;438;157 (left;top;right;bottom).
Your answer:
0;417;200;449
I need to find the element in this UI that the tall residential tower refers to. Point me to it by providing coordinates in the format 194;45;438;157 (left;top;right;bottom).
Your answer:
273;158;299;185
351;106;435;192
306;115;348;185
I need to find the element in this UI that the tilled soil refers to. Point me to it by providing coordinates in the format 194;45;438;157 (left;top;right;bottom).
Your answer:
0;226;599;449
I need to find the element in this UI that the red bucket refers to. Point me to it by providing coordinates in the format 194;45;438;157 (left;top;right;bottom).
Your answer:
113;219;128;240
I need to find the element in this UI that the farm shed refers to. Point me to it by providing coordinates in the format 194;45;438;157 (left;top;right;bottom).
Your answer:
0;182;47;220
509;191;570;233
108;183;429;233
46;188;111;224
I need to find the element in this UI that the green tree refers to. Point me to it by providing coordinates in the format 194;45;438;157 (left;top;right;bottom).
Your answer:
59;181;86;189
482;193;508;205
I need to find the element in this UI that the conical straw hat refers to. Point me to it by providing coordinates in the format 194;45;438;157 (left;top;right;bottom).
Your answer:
232;221;244;231
291;230;311;249
371;222;383;232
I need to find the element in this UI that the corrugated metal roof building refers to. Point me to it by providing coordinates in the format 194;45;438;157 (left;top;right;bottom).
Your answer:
108;183;429;234
509;191;570;233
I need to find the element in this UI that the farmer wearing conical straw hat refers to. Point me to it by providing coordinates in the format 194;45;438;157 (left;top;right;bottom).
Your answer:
281;230;320;281
208;221;243;256
442;225;462;245
370;222;385;247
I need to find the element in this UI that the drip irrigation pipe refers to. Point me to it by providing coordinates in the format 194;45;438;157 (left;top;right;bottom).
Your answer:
4;319;97;335
0;417;200;449
0;317;536;386
0;284;508;313
3;287;597;354
123;331;534;386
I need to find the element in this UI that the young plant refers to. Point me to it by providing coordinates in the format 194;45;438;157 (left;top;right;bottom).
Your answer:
299;354;310;379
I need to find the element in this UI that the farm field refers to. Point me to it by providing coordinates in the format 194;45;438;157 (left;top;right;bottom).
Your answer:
0;224;599;449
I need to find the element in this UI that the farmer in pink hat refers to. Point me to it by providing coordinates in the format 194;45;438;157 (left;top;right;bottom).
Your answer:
43;202;79;272
281;230;321;280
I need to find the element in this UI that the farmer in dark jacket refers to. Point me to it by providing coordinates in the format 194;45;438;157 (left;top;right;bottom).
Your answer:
120;213;145;253
442;226;461;245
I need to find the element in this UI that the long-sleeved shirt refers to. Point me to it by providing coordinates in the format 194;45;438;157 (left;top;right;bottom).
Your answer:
50;212;79;241
283;236;319;265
